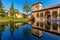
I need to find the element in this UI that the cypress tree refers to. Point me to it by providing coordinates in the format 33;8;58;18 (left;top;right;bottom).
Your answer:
10;2;15;17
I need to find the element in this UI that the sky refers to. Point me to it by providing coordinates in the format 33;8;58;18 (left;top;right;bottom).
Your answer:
2;0;60;14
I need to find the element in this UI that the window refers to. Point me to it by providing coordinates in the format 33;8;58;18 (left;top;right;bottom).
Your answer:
35;5;39;10
37;13;39;17
35;5;39;9
37;22;39;26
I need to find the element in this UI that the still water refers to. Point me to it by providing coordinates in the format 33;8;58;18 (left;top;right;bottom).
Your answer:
0;22;59;40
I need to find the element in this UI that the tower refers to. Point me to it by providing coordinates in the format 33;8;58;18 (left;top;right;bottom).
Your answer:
32;2;43;11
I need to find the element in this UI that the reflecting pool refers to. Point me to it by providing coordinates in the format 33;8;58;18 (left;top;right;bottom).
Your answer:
0;22;59;40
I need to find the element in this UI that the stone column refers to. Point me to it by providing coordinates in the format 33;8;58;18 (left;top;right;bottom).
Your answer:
39;12;41;28
43;11;45;30
50;10;53;31
57;8;60;33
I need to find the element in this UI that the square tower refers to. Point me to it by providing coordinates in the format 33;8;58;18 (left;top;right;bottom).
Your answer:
32;2;43;11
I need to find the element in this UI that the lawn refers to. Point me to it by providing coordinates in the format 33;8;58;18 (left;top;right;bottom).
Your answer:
0;17;30;22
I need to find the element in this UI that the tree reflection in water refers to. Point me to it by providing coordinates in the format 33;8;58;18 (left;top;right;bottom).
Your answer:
0;24;6;40
22;25;31;38
9;23;19;37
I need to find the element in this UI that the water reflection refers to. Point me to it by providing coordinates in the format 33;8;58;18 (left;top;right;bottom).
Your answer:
22;25;31;37
0;21;59;40
0;22;25;40
32;28;42;37
29;18;60;36
0;24;6;40
9;23;19;37
0;18;59;40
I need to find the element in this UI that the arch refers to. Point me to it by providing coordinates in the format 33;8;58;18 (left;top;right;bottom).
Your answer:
45;24;50;30
52;11;58;20
52;11;58;30
45;11;51;30
45;11;50;16
45;11;51;20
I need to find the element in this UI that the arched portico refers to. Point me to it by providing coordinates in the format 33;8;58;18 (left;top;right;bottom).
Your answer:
32;3;60;34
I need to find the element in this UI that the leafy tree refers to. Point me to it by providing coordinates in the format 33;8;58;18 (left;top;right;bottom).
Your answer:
0;0;5;17
23;2;31;17
10;2;15;17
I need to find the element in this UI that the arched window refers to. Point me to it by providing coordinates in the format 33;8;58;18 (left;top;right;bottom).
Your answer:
40;13;43;17
37;13;39;18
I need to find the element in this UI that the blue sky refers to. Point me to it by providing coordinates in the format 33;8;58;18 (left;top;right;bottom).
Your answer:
2;0;60;14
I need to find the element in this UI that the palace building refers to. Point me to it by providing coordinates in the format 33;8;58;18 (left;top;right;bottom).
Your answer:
31;2;60;34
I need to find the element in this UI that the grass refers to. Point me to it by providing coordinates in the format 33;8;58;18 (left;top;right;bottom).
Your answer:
0;17;30;22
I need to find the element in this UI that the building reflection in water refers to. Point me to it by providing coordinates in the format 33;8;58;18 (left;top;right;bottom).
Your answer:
28;17;60;37
32;28;42;37
0;20;59;40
